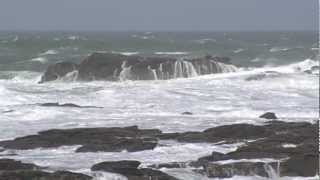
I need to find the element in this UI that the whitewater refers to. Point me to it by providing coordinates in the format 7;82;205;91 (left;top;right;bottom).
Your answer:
0;31;318;180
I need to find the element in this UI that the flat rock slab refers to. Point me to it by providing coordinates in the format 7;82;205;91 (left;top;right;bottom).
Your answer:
0;126;161;153
190;121;318;178
0;159;92;180
39;103;103;108
91;160;179;180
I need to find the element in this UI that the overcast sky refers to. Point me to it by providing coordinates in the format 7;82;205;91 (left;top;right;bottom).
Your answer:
0;0;318;31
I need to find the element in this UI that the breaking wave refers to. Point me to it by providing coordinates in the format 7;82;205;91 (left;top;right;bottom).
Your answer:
39;50;59;56
29;57;48;64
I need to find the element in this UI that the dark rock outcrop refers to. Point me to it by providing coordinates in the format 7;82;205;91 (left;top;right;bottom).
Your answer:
0;159;92;180
39;103;102;109
190;121;318;178
311;65;319;71
259;112;278;119
181;112;193;115
159;123;272;143
0;121;317;178
39;62;78;83
40;53;236;83
205;162;278;178
91;160;178;180
0;126;161;152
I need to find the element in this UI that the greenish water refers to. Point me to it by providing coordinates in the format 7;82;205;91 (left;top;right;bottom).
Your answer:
0;31;317;72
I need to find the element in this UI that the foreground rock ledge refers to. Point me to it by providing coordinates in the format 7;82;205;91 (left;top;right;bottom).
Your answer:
0;126;161;152
0;159;92;180
0;120;317;178
39;53;236;83
91;160;178;180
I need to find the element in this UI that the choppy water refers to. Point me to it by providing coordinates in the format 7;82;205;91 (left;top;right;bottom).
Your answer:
0;31;319;180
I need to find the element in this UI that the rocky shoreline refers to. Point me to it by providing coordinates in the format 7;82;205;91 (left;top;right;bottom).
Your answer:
0;113;318;179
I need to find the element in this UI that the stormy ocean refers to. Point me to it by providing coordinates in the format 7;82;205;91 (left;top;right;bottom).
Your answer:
0;31;319;180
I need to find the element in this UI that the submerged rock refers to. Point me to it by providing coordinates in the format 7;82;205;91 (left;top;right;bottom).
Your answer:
91;160;178;180
259;112;278;119
0;126;161;152
40;53;237;83
0;159;92;180
39;102;103;108
245;71;281;81
181;112;193;115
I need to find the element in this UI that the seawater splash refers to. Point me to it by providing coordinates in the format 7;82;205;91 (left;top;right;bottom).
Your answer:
173;60;198;78
264;161;281;179
59;70;79;82
117;59;236;81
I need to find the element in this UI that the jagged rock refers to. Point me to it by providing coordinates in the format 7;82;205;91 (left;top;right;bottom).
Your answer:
0;159;92;180
40;53;236;83
259;112;277;119
0;126;161;152
191;121;318;178
91;161;179;180
39;62;78;83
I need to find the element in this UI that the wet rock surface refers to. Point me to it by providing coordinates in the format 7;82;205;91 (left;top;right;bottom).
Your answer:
91;160;178;180
39;103;103;108
190;120;318;177
0;119;317;178
0;159;92;180
39;62;78;83
40;53;236;82
259;112;278;119
0;126;161;152
205;162;278;178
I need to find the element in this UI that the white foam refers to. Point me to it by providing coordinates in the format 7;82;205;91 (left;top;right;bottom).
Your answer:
12;36;19;42
30;57;48;63
269;47;290;52
282;144;297;148
233;48;246;53
212;158;279;165
68;36;80;40
194;38;217;44
39;50;58;56
155;52;189;55
112;51;139;56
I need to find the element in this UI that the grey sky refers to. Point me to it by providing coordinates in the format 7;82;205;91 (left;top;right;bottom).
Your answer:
0;0;318;31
